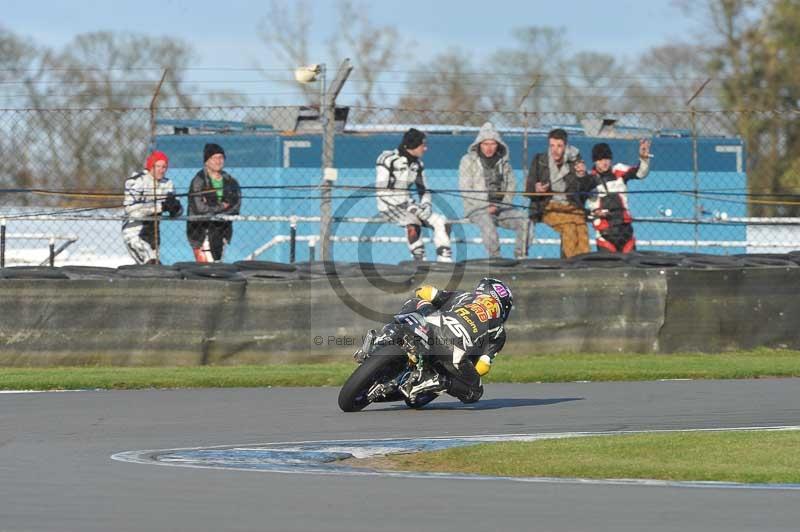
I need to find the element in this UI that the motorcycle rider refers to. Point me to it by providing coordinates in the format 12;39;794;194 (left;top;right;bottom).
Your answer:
381;277;512;404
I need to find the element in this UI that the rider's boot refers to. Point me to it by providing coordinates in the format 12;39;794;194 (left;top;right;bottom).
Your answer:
407;372;449;399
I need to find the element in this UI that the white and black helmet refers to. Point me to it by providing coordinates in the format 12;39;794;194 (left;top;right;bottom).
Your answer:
475;277;513;320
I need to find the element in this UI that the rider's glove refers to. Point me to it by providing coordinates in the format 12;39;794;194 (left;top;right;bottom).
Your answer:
161;193;183;217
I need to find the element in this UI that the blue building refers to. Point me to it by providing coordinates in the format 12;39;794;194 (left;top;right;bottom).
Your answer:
154;113;746;264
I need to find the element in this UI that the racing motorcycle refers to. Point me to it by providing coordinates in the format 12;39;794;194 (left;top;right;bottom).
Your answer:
338;314;448;412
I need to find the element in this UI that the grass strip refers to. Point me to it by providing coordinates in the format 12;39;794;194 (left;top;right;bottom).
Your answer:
1;348;800;390
485;348;800;383
383;430;800;484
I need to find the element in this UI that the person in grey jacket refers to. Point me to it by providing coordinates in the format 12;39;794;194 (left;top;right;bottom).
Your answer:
459;122;529;258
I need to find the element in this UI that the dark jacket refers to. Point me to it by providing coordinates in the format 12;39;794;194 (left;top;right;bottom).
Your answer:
525;153;593;221
186;169;242;249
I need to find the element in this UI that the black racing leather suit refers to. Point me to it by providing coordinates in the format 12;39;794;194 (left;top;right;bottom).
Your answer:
397;290;506;403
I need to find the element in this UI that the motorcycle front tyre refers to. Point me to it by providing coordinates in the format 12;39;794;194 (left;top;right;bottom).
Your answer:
338;345;407;412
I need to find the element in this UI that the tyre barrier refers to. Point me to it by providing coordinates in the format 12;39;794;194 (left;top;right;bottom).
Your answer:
625;251;685;268
233;260;299;281
731;253;799;268
678;254;747;269
60;265;121;280
457;257;520;269
517;258;573;270
397;260;467;274
0;266;69;279
172;262;247;282
116;264;183;279
233;260;297;273
568;252;629;269
1;252;799;283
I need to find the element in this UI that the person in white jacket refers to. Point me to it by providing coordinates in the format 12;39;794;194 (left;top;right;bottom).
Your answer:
375;128;452;262
122;151;182;264
459;122;529;259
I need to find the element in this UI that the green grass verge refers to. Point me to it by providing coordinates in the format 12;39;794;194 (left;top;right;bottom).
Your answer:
0;364;354;390
1;348;800;390
383;430;800;484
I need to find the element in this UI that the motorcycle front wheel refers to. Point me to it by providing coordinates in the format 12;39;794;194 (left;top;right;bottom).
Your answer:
338;345;408;412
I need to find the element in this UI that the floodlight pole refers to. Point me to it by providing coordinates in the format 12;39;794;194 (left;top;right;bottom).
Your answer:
319;58;353;262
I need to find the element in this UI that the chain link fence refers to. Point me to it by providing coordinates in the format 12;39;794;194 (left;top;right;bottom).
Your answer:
1;105;798;267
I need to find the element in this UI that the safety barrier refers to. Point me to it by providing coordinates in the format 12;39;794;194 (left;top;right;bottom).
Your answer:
1;252;798;365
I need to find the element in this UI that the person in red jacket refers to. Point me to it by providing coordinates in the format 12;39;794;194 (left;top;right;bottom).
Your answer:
586;140;652;253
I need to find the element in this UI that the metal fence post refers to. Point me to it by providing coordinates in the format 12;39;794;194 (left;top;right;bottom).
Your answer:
320;59;353;262
687;79;712;253
1;219;5;268
289;215;297;263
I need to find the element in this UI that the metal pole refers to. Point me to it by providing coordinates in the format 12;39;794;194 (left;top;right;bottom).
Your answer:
319;59;353;262
686;79;711;254
0;219;5;268
690;107;700;252
149;69;168;263
320;64;330;262
289;216;297;264
49;238;55;267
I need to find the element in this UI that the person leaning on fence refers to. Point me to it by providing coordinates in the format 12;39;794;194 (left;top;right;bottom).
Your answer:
525;128;593;258
459;122;529;259
122;150;183;265
186;143;242;263
375;128;452;262
586;140;651;254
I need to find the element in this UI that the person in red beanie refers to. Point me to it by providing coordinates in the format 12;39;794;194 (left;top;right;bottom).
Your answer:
122;150;183;264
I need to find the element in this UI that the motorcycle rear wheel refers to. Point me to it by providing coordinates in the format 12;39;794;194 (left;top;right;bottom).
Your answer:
338;345;407;412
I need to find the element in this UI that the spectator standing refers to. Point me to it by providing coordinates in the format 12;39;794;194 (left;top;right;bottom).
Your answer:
122;150;182;264
459;122;529;259
187;143;241;262
376;128;452;262
525;128;592;258
586;140;652;253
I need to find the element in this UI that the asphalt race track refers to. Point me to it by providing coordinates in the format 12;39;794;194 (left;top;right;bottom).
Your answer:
3;379;800;532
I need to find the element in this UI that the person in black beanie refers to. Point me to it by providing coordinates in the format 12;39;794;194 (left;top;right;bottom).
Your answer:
586;139;652;253
375;128;452;262
186;142;241;262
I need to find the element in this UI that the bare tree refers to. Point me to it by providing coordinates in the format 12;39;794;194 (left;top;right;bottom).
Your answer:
0;27;52;201
328;0;401;111
394;48;491;124
487;26;570;114
558;51;630;116
611;42;716;119
258;0;318;105
259;0;405;112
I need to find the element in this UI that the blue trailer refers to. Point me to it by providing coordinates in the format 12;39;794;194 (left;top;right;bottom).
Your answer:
154;117;746;264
